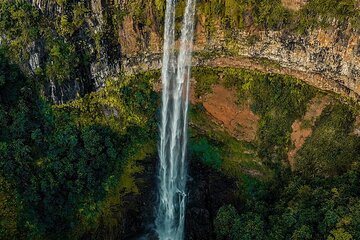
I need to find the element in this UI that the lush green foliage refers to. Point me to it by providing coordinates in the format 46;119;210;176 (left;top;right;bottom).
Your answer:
1;0;360;238
215;204;266;240
190;137;222;169
0;1;40;60
215;161;360;239
120;0;360;37
207;68;360;240
0;176;20;239
0;49;158;238
296;104;360;177
189;103;271;179
299;0;360;31
198;0;290;30
192;67;220;97
196;67;316;166
45;40;79;82
0;1;92;84
197;0;360;33
249;74;315;165
187;67;360;240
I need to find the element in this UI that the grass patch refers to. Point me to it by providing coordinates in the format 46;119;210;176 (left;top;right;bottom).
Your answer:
192;67;221;97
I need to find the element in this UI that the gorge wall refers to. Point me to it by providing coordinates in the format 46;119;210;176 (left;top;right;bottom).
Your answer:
2;0;360;102
1;1;360;239
121;11;360;101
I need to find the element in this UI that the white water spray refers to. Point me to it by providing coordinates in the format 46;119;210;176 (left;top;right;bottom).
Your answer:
156;0;196;239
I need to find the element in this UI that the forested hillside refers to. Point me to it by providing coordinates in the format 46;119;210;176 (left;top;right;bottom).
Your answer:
0;48;158;238
0;0;360;239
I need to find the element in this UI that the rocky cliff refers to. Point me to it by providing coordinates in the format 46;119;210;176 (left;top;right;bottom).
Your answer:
3;0;360;102
121;9;360;101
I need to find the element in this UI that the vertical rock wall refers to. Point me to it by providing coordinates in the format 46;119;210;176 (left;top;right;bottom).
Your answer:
5;0;360;102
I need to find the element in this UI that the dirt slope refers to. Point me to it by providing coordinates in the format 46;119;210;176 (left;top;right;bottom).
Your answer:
288;95;332;169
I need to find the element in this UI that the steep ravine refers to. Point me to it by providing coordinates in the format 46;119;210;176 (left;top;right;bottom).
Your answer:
1;1;360;239
92;156;239;240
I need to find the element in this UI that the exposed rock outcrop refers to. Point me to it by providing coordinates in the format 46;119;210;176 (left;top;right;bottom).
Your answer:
17;0;122;103
119;10;360;101
123;25;360;101
8;0;359;103
281;0;308;11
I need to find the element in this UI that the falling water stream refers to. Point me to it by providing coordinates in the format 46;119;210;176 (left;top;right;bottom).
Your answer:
155;0;196;239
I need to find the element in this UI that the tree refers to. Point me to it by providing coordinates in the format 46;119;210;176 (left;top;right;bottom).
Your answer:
214;205;239;240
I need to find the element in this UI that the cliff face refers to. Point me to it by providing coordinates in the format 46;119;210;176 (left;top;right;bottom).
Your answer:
121;13;360;101
20;0;123;103
11;0;360;102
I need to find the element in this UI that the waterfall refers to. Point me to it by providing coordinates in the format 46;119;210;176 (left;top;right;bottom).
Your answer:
156;0;196;239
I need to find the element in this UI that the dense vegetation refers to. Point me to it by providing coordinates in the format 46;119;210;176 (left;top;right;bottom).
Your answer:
1;0;360;239
0;0;121;93
150;0;360;37
0;1;83;83
1;48;359;239
188;67;360;240
196;0;360;33
0;49;158;238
